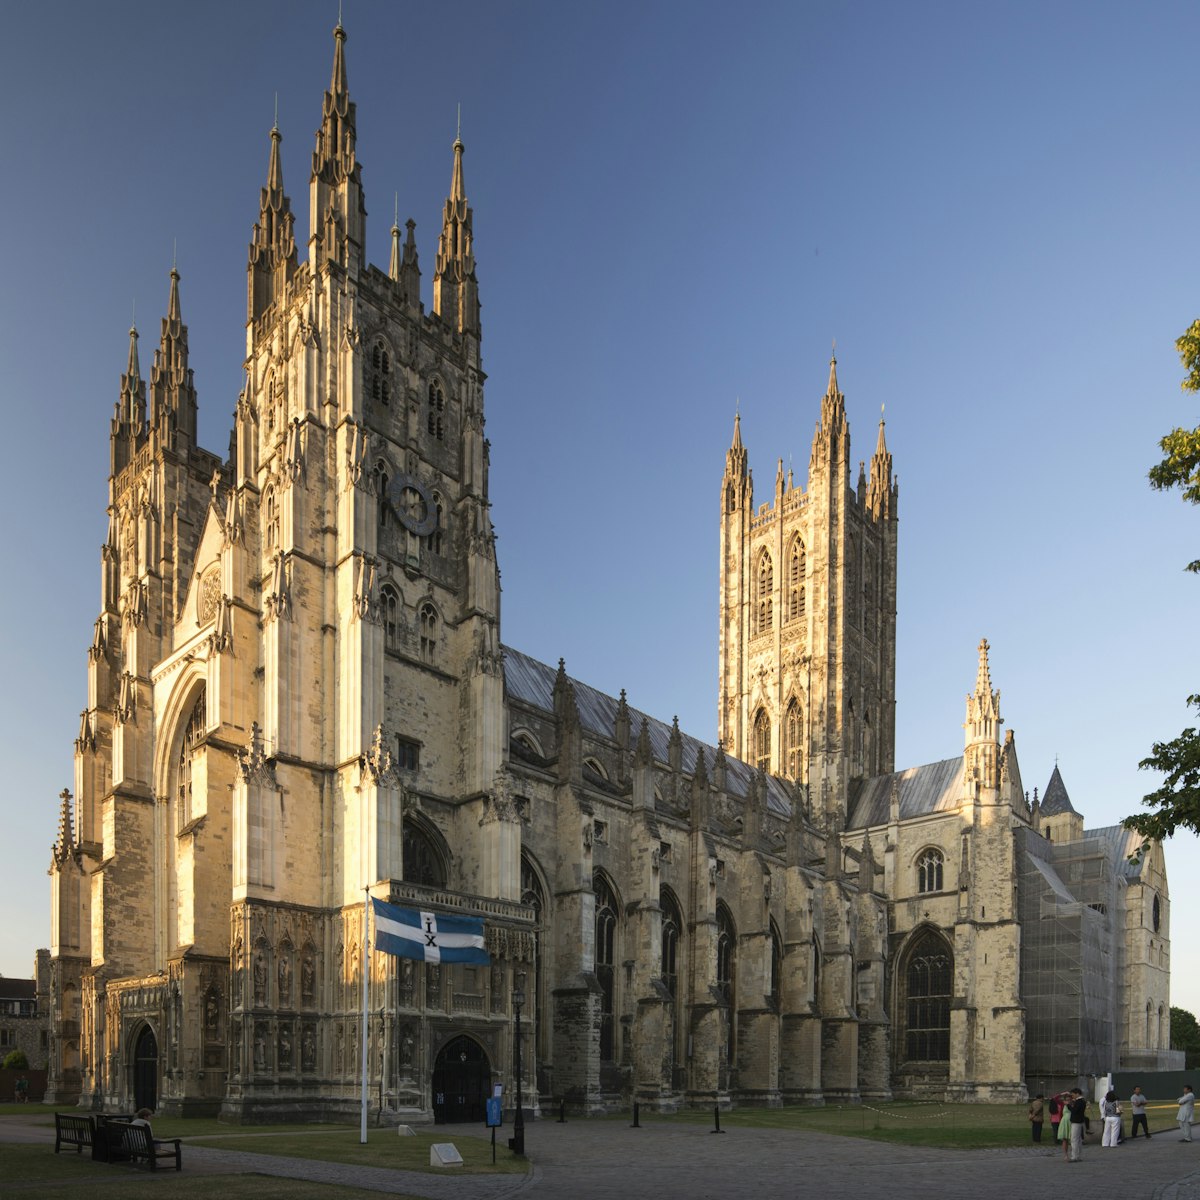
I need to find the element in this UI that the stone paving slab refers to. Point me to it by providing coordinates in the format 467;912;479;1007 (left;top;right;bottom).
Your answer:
10;1115;1200;1200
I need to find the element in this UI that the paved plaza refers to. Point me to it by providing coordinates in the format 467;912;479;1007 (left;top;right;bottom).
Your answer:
6;1113;1200;1199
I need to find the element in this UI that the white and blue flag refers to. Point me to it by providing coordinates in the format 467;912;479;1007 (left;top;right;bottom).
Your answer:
371;897;489;964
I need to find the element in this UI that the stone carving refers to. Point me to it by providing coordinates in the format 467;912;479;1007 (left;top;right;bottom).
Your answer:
302;1024;316;1072
278;954;292;1007
301;954;315;1006
253;950;267;1006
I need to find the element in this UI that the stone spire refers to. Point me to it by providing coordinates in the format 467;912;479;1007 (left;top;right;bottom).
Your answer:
110;323;146;476
248;122;298;324
149;267;198;452
866;406;895;518
53;788;75;863
389;196;402;281
309;20;365;272
433;132;479;334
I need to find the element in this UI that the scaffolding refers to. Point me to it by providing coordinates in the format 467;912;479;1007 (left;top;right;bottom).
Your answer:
1017;826;1123;1086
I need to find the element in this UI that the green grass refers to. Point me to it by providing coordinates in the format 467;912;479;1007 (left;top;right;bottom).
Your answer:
189;1124;527;1174
0;1144;429;1199
652;1099;1183;1149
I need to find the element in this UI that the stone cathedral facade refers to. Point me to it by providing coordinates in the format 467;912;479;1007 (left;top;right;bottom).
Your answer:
46;24;1172;1120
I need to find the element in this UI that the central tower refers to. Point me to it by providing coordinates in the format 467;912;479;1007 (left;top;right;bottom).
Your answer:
717;357;898;817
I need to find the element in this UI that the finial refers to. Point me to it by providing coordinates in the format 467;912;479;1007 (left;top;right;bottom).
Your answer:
831;337;837;362
172;238;177;271
394;191;399;229
456;102;462;145
131;299;136;331
337;0;343;29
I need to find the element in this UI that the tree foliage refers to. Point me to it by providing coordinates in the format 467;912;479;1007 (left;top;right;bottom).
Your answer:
1124;323;1200;839
1;1049;28;1070
1172;1006;1200;1069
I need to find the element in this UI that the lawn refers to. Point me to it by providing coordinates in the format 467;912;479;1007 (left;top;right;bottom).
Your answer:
0;1144;429;1200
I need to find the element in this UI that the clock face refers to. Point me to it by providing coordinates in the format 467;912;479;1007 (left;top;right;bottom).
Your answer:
385;472;437;536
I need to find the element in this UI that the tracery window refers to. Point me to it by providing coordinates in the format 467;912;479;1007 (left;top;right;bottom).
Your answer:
661;888;682;1076
784;698;803;781
902;930;951;1061
754;709;771;774
380;584;400;651
264;487;280;553
176;688;206;828
427;379;445;441
372;462;390;527
755;550;774;634
594;873;619;1062
402;818;445;887
787;537;806;622
769;921;783;1012
522;856;547;1060
419;603;437;664
370;341;391;405
717;904;737;1072
917;849;944;894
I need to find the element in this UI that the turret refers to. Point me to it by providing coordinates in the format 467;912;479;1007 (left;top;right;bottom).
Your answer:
866;408;895;519
110;324;145;477
963;638;1002;792
432;133;479;335
248;121;298;324
148;268;198;454
309;21;365;273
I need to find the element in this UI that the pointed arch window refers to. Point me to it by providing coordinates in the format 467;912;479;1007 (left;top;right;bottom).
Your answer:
788;537;806;622
419;603;438;664
380;584;400;651
755;549;774;634
901;930;952;1062
769;921;783;1012
917;849;944;894
176;688;206;828
372;462;390;527
427;380;446;441
594;873;619;1062
753;709;771;774
264;487;280;553
661;887;683;1078
716;904;737;1074
430;493;444;555
522;855;548;1061
402;818;446;887
370;340;391;406
784;698;803;781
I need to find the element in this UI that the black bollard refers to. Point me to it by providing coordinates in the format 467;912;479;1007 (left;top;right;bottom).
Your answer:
631;1101;640;1128
558;1098;567;1124
712;1105;724;1134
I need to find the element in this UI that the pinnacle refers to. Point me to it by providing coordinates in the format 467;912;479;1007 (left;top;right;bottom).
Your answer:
975;637;992;697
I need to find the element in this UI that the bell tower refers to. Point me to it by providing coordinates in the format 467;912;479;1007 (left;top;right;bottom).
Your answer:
717;356;898;818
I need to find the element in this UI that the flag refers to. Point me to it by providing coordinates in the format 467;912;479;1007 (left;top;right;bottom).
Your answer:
371;897;489;964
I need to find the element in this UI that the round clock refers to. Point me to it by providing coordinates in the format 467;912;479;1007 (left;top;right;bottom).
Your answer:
385;472;437;537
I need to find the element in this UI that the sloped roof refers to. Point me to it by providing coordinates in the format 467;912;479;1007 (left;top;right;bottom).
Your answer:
1039;765;1077;816
0;978;36;1000
846;757;964;829
1086;823;1149;880
502;645;794;818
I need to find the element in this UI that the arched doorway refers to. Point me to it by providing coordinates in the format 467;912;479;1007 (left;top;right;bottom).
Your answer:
132;1025;159;1112
431;1035;490;1124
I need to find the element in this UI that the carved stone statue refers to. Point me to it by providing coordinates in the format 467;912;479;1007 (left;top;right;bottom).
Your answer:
253;951;267;1006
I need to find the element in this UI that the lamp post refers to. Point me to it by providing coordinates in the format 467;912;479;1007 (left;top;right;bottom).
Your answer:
510;977;526;1156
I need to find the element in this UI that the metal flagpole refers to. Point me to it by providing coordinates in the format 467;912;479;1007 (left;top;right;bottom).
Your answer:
360;887;369;1144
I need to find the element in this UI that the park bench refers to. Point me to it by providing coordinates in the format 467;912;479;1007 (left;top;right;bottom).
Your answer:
105;1119;183;1171
53;1113;93;1154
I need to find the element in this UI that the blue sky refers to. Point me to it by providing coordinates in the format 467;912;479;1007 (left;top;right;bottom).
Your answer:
1;1;1197;1023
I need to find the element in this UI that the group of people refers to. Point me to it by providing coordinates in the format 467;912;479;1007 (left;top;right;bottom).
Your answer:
1028;1084;1196;1160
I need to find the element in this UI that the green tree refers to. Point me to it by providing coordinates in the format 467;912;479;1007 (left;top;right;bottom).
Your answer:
1172;1006;1200;1069
1;1048;28;1070
1124;322;1200;841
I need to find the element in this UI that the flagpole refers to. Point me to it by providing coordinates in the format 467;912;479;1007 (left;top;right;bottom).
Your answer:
360;886;369;1144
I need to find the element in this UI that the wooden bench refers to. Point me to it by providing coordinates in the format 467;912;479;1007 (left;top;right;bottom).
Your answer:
107;1120;182;1171
53;1113;93;1154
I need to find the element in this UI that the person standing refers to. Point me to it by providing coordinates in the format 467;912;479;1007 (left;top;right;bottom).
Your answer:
1130;1085;1152;1139
1101;1090;1121;1147
1178;1084;1195;1142
1068;1089;1088;1162
1049;1092;1064;1144
1029;1094;1045;1142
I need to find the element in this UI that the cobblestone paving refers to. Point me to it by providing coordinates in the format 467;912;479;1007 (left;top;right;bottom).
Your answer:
10;1115;1200;1200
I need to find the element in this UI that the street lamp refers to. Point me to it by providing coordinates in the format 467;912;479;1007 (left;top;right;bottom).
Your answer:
509;975;526;1156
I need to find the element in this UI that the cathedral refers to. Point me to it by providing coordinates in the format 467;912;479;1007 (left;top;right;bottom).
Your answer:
45;24;1173;1120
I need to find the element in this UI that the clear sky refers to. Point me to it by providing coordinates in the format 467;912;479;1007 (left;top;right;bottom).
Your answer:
1;1;1197;1028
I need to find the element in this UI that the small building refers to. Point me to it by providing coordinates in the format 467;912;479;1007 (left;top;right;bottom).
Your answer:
0;951;51;1068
